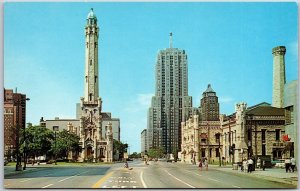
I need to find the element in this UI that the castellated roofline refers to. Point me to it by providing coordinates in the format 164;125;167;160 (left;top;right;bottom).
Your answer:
272;46;286;55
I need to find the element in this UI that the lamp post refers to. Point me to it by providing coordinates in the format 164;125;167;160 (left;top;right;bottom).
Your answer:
15;98;22;171
53;126;59;165
23;98;30;170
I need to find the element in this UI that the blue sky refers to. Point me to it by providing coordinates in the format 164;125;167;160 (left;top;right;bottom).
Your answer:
4;2;298;153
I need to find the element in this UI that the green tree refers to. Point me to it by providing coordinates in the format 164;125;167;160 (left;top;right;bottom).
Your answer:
148;148;164;159
113;140;128;160
129;152;141;159
54;129;80;160
20;126;54;159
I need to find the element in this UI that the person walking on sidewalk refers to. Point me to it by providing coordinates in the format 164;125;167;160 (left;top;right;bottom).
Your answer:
204;158;208;171
291;157;296;172
285;158;291;173
262;160;266;171
198;160;203;171
257;157;261;169
247;158;253;173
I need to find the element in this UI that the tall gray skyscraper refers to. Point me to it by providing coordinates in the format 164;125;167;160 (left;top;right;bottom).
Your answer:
147;33;193;154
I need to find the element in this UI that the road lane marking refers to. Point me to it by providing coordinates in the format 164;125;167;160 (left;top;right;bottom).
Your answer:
232;185;241;188
92;171;114;188
58;170;89;182
140;171;147;188
42;184;53;188
184;169;202;177
20;179;32;182
164;170;195;188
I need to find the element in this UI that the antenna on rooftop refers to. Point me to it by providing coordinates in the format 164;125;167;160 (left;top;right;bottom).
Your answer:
170;32;173;48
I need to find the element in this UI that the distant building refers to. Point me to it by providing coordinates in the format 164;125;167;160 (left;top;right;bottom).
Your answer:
3;88;28;160
181;84;221;164
141;129;147;155
200;84;220;121
102;112;120;142
283;80;298;160
44;117;80;134
147;33;193;154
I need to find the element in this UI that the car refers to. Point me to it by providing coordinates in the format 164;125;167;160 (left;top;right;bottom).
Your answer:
271;159;285;168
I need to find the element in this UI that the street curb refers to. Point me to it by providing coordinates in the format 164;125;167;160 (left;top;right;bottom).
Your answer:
212;167;298;186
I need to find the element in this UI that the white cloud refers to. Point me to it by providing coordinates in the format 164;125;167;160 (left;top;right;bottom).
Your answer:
219;96;234;104
124;93;153;113
288;40;298;57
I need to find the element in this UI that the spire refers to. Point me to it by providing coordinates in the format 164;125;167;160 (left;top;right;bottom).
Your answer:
169;32;173;48
204;84;215;93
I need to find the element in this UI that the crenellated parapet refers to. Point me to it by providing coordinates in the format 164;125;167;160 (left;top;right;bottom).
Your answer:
272;46;286;56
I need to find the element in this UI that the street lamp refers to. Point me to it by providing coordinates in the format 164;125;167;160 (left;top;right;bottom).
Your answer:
23;98;30;170
15;98;23;171
53;126;59;165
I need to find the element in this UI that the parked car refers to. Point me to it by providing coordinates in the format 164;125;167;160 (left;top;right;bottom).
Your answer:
271;159;285;168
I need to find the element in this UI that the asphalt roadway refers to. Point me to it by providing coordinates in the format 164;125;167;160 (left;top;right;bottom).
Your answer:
4;160;297;189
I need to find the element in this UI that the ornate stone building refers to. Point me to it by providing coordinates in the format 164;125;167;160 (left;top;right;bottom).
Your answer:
77;9;113;162
220;102;286;165
181;84;221;164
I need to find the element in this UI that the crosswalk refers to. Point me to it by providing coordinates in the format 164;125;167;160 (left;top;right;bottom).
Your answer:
101;175;139;188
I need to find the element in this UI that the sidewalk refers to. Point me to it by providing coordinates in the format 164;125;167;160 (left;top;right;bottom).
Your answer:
209;164;298;186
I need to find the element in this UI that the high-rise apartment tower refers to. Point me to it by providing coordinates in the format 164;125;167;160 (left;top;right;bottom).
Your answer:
147;33;193;154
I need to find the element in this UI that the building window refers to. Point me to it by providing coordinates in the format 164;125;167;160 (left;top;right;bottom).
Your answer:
209;148;212;158
262;144;266;156
275;129;280;141
216;148;220;157
262;129;266;142
201;139;206;144
201;148;206;157
234;130;236;141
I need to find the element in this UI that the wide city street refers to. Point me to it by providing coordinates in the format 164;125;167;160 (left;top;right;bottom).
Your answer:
4;160;297;189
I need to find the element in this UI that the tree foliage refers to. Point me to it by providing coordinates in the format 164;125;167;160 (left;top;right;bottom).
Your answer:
54;129;80;159
113;140;128;160
148;148;164;158
21;126;54;158
129;152;141;159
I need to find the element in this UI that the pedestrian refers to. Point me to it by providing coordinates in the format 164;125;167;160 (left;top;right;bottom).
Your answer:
124;161;129;168
204;158;208;171
198;160;202;170
257;157;261;169
291;157;296;172
243;159;248;173
285;158;291;173
247;158;253;173
262;160;265;171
